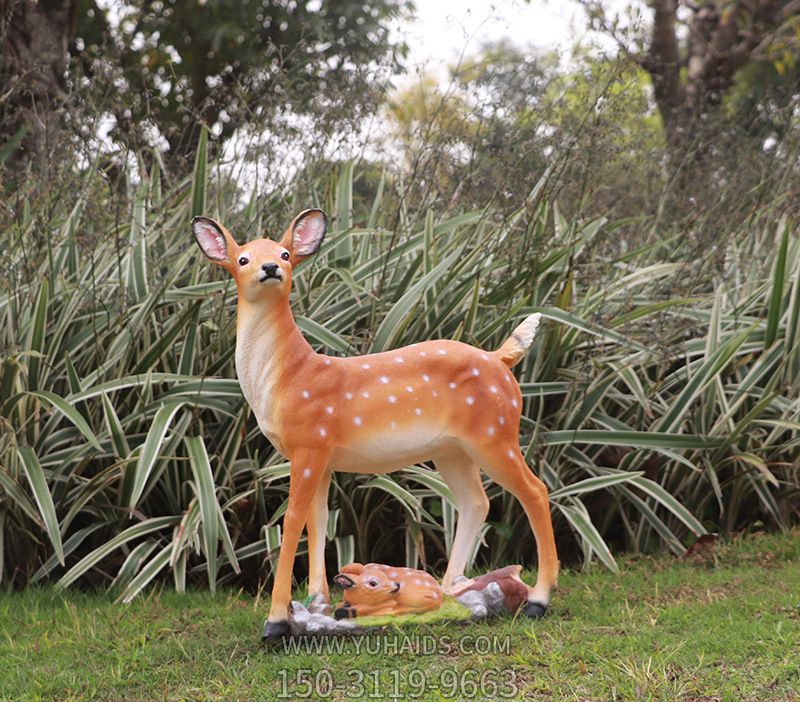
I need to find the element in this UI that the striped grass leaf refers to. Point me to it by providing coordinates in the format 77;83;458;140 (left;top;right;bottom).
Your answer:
0;467;42;526
56;515;178;590
654;327;753;434
358;475;436;523
630;476;707;536
119;543;172;604
0;507;4;583
557;501;618;572
190;125;208;218
295;315;352;353
550;471;644;499
526;306;651;353
31;523;105;583
371;246;464;351
186;436;220;591
335;534;354;570
170;498;200;568
25;277;48;392
765;217;789;349
216;501;241;574
543;429;722;450
127;399;188;509
110;540;160;592
263;524;282;576
617;485;686;555
17;446;65;566
101;391;130;459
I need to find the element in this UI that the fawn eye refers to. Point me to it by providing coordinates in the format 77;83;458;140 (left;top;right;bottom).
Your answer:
281;251;290;261
238;256;249;266
368;579;378;587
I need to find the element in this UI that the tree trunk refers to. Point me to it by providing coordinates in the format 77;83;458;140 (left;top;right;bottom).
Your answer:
0;0;76;169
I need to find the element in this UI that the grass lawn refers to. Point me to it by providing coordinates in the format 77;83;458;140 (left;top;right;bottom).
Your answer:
1;530;798;701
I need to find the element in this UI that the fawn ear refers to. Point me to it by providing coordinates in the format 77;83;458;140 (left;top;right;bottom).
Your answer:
192;216;238;267
339;562;365;575
334;574;356;589
279;209;327;265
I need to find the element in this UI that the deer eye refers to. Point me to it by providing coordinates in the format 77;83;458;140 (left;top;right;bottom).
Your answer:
368;579;378;587
238;256;249;266
281;251;290;261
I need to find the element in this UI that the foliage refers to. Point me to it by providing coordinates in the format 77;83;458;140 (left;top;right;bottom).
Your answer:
23;0;410;169
1;121;799;598
1;531;798;700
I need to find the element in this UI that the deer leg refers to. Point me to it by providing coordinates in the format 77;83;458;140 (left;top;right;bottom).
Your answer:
435;450;489;589
305;468;332;601
465;443;559;617
263;447;331;641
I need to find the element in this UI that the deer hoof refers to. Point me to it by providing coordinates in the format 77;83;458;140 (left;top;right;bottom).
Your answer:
334;606;356;620
262;619;290;642
522;601;547;618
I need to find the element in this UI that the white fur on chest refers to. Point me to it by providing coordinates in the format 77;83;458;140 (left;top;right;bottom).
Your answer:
235;324;281;445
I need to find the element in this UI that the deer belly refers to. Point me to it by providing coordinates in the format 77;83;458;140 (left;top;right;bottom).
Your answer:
330;425;453;473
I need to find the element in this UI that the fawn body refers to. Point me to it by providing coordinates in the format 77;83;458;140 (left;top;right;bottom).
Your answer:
333;563;443;618
192;209;559;641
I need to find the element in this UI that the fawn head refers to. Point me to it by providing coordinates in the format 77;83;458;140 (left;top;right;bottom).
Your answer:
191;209;327;304
334;563;400;605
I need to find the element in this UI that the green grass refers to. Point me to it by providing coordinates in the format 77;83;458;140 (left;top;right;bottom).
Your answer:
1;530;798;701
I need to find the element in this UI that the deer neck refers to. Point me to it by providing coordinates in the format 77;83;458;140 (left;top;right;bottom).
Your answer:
234;295;313;439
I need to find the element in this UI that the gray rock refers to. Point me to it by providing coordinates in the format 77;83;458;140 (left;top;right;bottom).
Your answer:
456;582;506;620
288;600;357;636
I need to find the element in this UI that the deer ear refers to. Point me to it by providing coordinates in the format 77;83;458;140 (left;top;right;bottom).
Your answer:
334;574;356;589
192;216;238;266
279;209;327;264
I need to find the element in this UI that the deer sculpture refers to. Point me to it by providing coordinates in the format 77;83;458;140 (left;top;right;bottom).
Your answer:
191;209;559;641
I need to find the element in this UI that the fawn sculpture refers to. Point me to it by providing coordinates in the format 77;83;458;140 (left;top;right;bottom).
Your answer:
333;562;443;618
191;209;559;641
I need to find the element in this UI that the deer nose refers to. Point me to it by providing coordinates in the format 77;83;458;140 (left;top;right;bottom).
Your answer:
262;263;279;275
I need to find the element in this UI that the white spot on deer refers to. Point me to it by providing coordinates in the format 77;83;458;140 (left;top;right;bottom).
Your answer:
323;358;332;366
406;385;413;393
302;467;312;478
390;421;397;430
413;578;422;586
302;390;310;399
354;416;362;426
419;351;427;357
511;398;518;408
361;363;370;370
480;353;489;360
379;376;389;384
326;406;334;415
388;395;397;404
432;390;439;397
449;382;457;389
498;416;505;425
507;449;515;459
389;571;398;578
422;374;430;382
415;408;422;416
361;391;370;398
466;396;475;405
471;368;480;376
438;349;447;355
319;428;327;437
487;426;495;436
394;356;404;364
345;392;353;400
489;385;498;394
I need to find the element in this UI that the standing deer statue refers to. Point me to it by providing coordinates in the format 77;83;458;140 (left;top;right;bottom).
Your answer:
191;209;559;641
